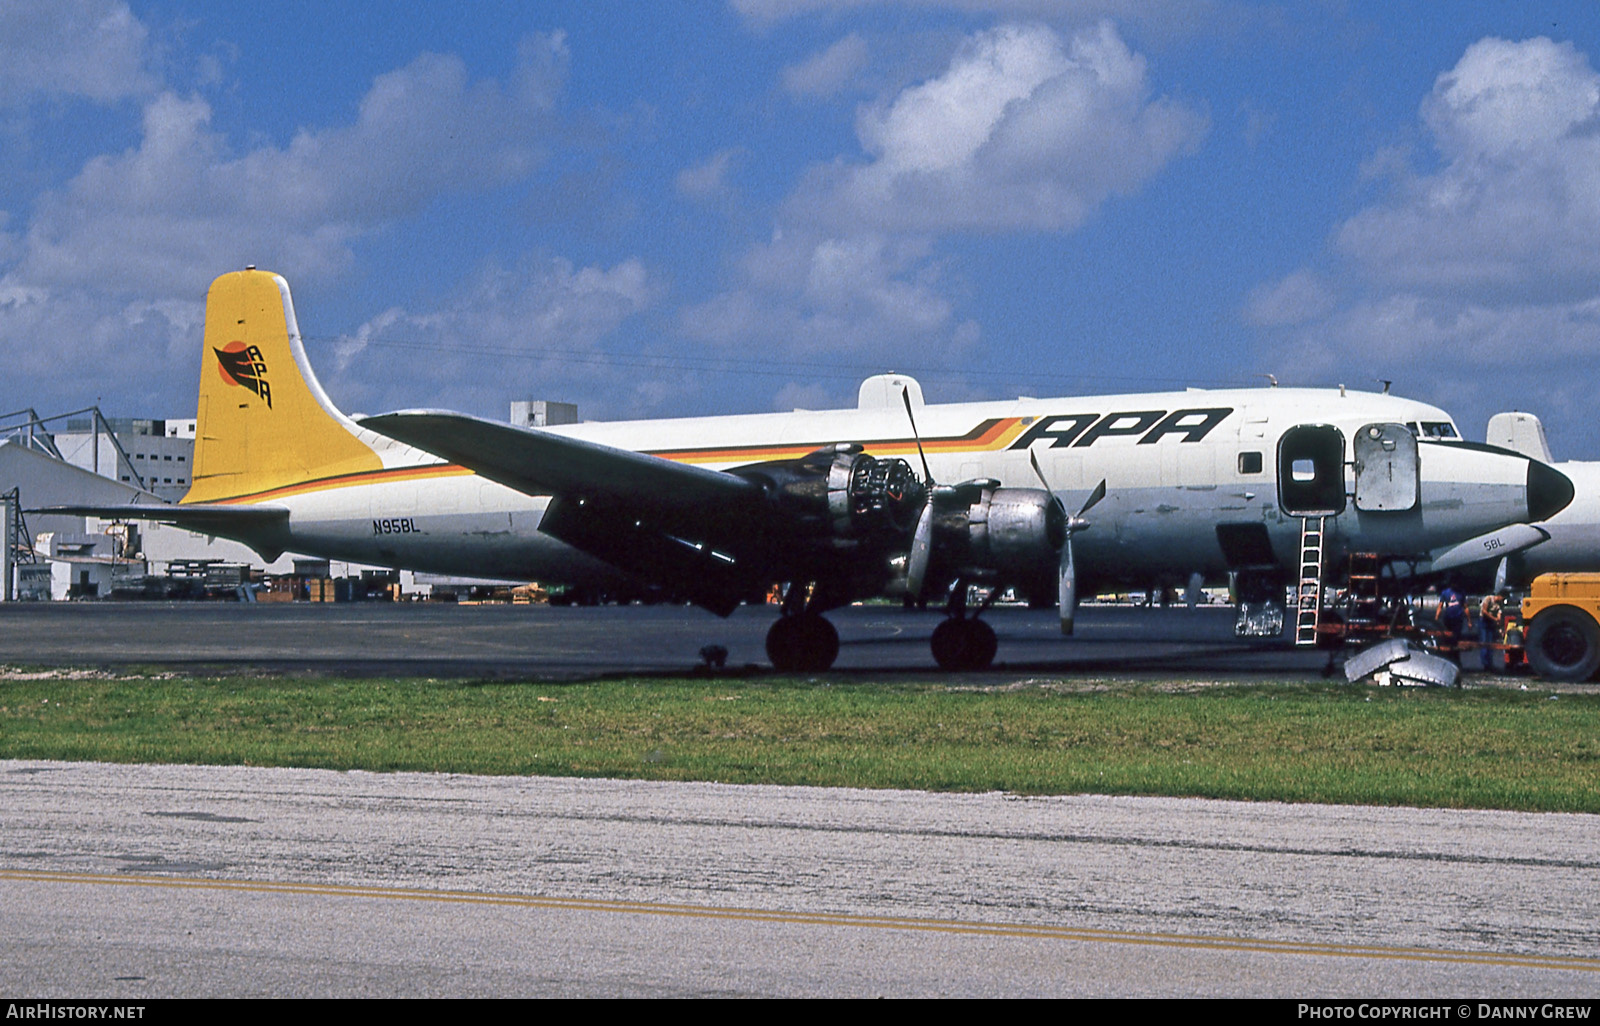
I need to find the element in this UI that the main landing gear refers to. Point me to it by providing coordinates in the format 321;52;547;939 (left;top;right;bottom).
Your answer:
930;617;997;671
765;583;842;673
765;580;1003;673
765;611;840;673
930;578;998;671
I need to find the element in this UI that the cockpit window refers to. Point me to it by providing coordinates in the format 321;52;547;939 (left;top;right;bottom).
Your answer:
1407;421;1460;440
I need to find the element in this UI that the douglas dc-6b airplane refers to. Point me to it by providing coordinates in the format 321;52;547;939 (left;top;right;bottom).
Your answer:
51;269;1576;671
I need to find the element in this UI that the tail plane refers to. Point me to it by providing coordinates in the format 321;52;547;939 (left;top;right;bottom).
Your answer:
184;270;383;504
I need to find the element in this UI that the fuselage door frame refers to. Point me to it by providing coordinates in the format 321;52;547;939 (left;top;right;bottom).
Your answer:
1277;424;1346;518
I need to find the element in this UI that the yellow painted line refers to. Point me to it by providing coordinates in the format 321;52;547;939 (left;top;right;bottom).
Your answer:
4;869;1596;973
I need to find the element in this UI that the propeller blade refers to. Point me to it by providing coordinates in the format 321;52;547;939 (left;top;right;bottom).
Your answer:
898;385;941;599
1027;449;1053;493
1059;479;1104;635
1059;535;1078;636
905;499;937;599
901;387;933;484
1077;479;1107;519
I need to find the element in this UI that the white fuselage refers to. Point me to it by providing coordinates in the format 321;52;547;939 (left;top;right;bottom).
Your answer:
267;385;1549;594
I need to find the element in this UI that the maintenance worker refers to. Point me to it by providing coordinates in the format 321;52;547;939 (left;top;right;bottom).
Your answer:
1436;582;1469;663
1478;591;1506;672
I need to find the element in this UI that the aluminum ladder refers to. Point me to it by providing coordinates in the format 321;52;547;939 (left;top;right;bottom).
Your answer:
1294;516;1326;646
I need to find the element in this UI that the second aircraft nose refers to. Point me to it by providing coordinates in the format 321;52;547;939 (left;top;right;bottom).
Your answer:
1528;459;1576;523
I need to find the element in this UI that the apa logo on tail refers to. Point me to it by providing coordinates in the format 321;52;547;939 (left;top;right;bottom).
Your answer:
215;341;272;408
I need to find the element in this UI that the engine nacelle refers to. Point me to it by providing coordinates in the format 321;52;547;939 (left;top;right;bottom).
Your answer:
737;443;926;540
929;481;1065;580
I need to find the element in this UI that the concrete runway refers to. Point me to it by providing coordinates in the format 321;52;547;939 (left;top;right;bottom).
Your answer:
0;601;1327;678
3;760;1598;998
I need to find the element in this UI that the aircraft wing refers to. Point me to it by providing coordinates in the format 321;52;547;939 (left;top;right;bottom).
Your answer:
360;410;772;614
358;410;761;525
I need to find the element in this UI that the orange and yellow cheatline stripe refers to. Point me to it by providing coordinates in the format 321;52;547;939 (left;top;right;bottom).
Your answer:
197;462;478;506
645;417;1027;465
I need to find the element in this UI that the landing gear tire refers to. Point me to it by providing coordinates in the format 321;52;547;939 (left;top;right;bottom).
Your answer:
931;618;998;671
766;613;840;673
1525;607;1600;682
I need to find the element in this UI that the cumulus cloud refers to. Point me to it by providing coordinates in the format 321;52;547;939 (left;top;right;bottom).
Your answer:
680;227;982;393
0;33;579;416
781;34;870;99
1245;270;1334;327
1336;36;1600;299
798;21;1206;233
0;283;204;413
731;0;1201;26
1261;292;1600;451
680;21;1200;407
326;257;662;419
676;148;746;200
12;34;569;298
1254;36;1600;453
0;0;155;105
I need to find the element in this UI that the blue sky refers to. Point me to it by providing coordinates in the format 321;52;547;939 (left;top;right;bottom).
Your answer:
6;2;1600;457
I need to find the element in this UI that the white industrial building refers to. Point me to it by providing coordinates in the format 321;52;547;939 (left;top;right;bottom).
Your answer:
51;415;198;502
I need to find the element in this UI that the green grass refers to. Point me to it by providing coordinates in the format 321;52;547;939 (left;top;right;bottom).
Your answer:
2;674;1598;812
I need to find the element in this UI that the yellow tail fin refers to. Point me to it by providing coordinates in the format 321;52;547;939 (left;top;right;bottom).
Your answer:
183;269;382;504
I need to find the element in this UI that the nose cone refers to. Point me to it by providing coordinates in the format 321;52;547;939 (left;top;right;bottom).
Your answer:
1528;459;1575;522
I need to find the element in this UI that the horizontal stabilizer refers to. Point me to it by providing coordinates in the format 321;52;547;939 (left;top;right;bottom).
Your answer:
32;502;292;561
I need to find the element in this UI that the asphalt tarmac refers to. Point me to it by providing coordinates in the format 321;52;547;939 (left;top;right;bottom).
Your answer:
0;600;1329;678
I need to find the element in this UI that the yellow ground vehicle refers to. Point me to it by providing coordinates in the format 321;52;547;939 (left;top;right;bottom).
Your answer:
1517;574;1600;681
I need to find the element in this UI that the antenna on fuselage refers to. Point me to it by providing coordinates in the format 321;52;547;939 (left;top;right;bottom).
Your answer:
1260;374;1279;387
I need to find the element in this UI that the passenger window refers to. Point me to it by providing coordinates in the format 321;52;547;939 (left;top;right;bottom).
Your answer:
1238;452;1262;475
1291;458;1316;482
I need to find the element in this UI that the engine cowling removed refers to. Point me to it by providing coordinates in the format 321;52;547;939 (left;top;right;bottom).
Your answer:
737;443;926;541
